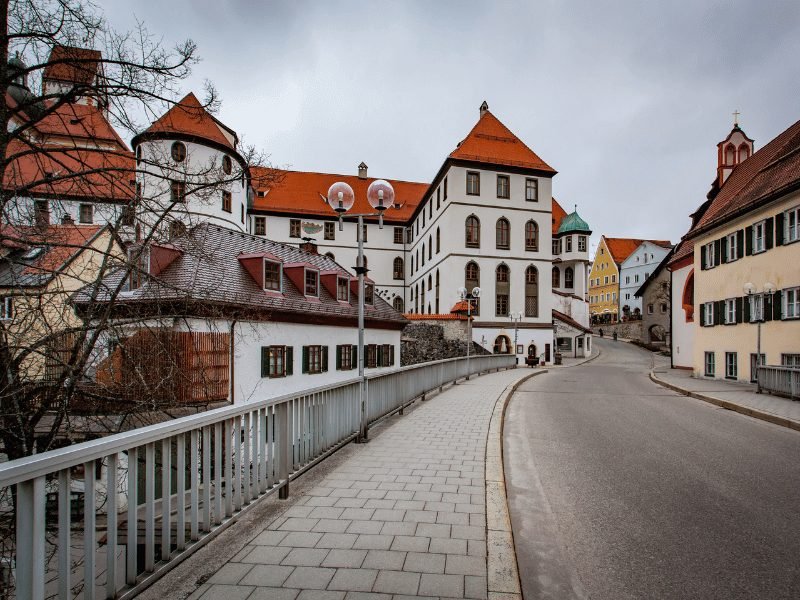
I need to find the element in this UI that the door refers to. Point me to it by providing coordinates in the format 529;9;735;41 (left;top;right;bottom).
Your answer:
545;343;551;363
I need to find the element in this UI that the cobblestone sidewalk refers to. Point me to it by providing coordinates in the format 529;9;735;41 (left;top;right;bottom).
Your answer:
189;368;528;600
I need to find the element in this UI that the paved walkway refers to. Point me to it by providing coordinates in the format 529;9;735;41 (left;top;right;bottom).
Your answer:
651;355;800;430
188;367;529;600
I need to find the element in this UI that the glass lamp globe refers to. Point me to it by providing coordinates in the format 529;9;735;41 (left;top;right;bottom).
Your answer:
366;179;395;212
472;287;482;298
458;286;468;299
327;182;355;213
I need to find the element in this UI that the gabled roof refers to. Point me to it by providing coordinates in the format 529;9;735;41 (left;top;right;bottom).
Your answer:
137;93;236;150
691;117;800;235
603;237;671;265
250;168;427;224
36;102;128;149
0;224;105;288
75;223;407;327
449;110;556;174
42;46;101;85
552;309;592;334
551;198;568;235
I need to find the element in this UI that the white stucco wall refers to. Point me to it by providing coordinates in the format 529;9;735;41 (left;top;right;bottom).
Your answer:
670;262;695;369
619;242;671;315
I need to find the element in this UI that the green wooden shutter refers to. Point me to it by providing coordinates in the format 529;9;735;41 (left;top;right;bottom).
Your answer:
735;297;743;323
389;345;395;366
700;247;707;270
286;347;293;375
376;345;383;367
765;217;774;249
322;346;328;372
745;226;753;255
261;347;269;378
764;295;773;322
720;237;728;263
773;291;782;320
302;346;309;373
715;301;725;326
351;345;357;370
776;213;785;246
699;303;706;326
743;296;751;323
736;230;744;258
336;345;342;370
713;239;721;266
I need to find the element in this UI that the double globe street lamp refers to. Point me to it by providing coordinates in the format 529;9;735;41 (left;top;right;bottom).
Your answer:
457;286;481;380
324;179;398;442
743;281;775;392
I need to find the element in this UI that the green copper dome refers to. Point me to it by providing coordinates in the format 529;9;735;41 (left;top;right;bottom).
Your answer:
557;210;591;234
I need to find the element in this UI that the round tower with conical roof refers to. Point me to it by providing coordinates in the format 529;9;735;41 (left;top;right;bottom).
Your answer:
552;205;592;324
131;92;249;240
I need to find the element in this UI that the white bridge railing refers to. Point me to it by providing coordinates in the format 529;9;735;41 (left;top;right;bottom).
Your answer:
757;365;800;399
0;353;515;599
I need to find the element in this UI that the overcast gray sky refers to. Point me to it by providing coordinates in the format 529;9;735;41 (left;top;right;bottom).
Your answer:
104;0;800;249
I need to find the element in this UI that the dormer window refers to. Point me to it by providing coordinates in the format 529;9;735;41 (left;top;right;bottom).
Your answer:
337;277;349;302
171;141;186;162
127;247;149;291
364;283;374;305
264;260;281;291
305;269;319;296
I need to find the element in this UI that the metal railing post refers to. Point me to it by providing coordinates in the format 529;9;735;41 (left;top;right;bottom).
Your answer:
278;402;291;499
16;476;46;600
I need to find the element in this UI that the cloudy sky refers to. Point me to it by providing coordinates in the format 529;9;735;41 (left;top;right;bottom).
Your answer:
103;0;799;251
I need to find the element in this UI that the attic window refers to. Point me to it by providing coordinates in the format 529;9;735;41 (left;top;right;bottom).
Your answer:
171;141;186;162
305;269;319;296
365;282;374;305
264;260;281;291
222;155;232;174
127;247;149;291
337;277;349;302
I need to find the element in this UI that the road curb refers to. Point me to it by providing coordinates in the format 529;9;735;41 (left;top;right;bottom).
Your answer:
649;370;800;432
485;369;549;600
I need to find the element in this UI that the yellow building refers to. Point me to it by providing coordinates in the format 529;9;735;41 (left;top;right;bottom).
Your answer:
589;237;644;324
686;118;800;382
0;224;123;381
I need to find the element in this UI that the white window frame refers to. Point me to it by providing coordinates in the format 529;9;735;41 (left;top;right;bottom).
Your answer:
786;206;799;243
749;294;763;322
704;351;715;377
304;268;320;297
578;236;587;252
1;296;13;320
703;301;714;326
725;298;736;324
725;352;738;379
727;232;738;261
784;287;799;319
565;237;572;252
753;220;766;253
704;242;715;267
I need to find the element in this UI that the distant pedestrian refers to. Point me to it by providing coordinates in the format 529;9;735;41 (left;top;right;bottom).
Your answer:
599;328;604;338
613;331;618;341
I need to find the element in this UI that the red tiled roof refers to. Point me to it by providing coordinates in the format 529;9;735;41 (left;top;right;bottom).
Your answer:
552;309;592;334
667;239;693;268
603;237;671;264
42;46;101;85
250;168;427;224
36;102;128;149
552;198;567;235
692;118;800;234
3;138;135;202
449;110;556;173
141;93;235;149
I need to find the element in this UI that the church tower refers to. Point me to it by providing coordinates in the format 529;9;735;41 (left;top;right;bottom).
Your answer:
717;112;755;186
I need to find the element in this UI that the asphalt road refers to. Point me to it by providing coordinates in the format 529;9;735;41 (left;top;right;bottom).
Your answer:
504;338;800;600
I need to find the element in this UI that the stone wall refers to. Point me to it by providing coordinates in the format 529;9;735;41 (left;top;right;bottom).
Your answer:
401;322;490;366
590;320;643;341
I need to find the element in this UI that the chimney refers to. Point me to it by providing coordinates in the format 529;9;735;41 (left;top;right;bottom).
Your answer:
300;237;318;254
61;213;74;225
358;162;368;179
479;101;489;117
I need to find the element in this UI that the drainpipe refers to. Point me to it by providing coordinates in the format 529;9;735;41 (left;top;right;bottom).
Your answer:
229;320;236;404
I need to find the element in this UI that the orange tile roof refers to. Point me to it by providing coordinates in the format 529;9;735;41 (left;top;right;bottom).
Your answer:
603;237;672;264
36;102;128;149
449;110;556;173
43;46;101;85
551;197;567;235
692;118;800;233
250;168;428;224
403;313;467;321
141;93;235;149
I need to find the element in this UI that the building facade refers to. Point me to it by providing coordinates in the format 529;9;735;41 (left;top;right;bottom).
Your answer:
619;240;672;317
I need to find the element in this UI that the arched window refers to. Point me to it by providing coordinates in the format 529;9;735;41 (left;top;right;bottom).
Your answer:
465;215;480;248
525;220;539;251
325;252;335;260
496;264;510;316
393;257;404;280
465;261;480;315
393;297;404;312
428;274;432;290
682;269;695;322
725;143;736;165
552;266;560;288
436;227;441;253
738;143;750;162
493;335;512;354
565;266;574;289
435;269;440;313
422;243;426;266
525;266;538;317
428;234;432;260
496;217;510;249
410;255;414;274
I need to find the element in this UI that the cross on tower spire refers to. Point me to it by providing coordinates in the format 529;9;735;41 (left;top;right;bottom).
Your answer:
733;110;741;126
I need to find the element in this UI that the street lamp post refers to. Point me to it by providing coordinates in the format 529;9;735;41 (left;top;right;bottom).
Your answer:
458;286;481;380
743;281;775;392
324;180;398;443
509;312;522;364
